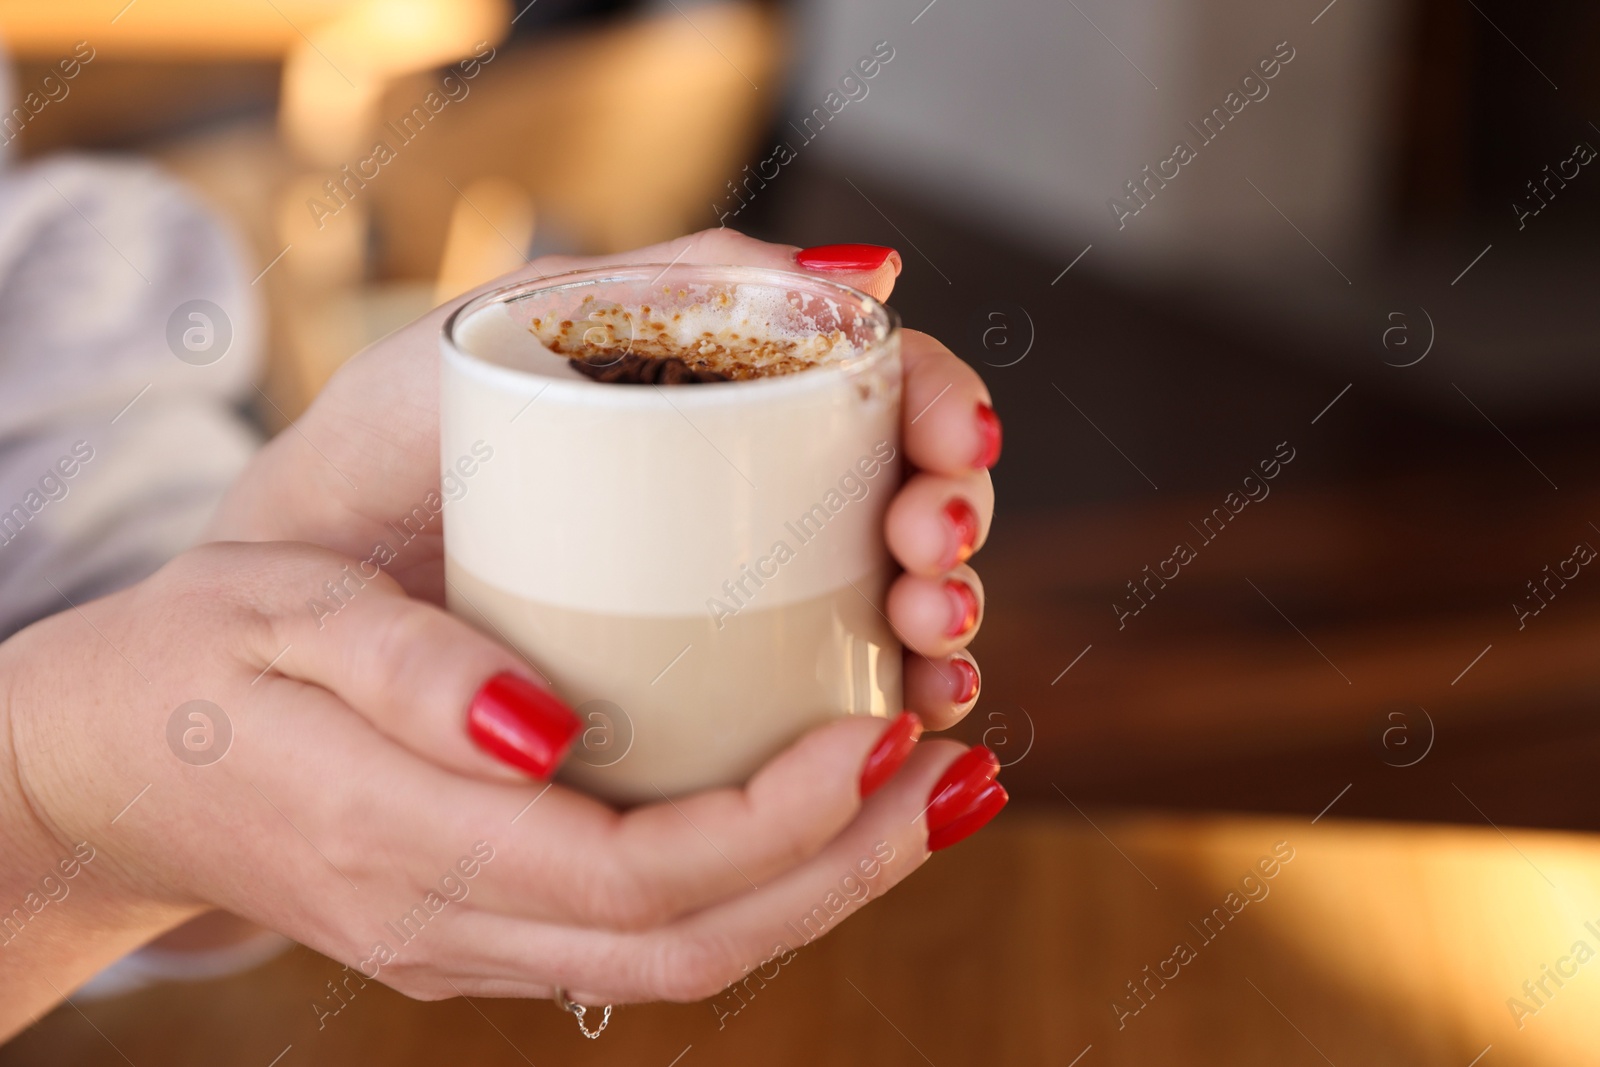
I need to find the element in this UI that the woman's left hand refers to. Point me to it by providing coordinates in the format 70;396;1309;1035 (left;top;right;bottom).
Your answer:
209;229;999;730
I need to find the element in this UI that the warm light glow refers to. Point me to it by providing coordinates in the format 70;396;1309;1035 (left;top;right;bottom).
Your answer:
0;1;358;58
1173;817;1600;1062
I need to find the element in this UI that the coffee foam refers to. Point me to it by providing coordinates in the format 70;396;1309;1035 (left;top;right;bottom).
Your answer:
529;285;859;380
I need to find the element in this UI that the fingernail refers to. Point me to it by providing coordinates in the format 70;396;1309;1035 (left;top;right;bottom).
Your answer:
466;672;580;779
859;711;924;798
941;498;979;570
944;578;979;638
973;402;1002;469
928;781;1008;851
795;243;896;272
949;657;980;705
925;745;1000;837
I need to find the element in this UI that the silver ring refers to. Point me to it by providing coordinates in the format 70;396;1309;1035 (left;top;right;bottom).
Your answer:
552;986;613;1038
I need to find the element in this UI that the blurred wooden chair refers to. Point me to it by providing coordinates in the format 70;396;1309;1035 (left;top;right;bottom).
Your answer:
0;0;509;414
0;0;784;415
274;0;784;410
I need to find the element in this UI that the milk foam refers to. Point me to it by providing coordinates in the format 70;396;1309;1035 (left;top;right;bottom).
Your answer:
453;301;585;380
457;284;866;382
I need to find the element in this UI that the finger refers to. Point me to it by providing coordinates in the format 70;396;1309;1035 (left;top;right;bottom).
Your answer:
901;330;1001;474
440;739;974;1004
231;543;579;785
491;715;911;931
311;711;921;931
200;673;508;947
231;679;984;1005
232;543;934;932
904;652;981;731
886;563;984;657
884;470;994;577
531;227;902;303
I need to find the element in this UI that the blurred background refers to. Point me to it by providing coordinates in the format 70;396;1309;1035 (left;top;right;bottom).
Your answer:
3;0;1599;1063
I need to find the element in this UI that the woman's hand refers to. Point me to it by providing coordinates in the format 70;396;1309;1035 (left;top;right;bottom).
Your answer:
209;229;1000;730
0;540;987;1039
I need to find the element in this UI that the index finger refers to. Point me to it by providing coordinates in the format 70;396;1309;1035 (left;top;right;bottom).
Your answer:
532;227;902;303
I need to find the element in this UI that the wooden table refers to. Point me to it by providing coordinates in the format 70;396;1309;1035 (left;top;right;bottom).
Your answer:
956;469;1600;833
8;809;1599;1066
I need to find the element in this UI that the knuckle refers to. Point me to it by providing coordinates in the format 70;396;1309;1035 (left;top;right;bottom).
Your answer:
382;967;442;1001
737;804;822;877
651;936;739;1002
376;947;442;999
692;224;746;243
531;252;575;274
143;544;272;642
410;984;454;1003
154;542;243;600
582;862;676;932
750;829;805;878
367;600;437;673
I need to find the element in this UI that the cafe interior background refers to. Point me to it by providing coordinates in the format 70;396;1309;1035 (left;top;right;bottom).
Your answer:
2;0;1599;1063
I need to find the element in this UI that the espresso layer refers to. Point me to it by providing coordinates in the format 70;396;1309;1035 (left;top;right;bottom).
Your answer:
447;557;901;803
569;350;731;384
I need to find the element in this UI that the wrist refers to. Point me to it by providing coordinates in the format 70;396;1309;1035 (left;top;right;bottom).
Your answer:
0;624;194;1038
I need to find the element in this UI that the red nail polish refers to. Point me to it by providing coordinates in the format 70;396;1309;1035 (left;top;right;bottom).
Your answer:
973;402;1002;469
466;672;580;779
944;579;979;637
859;712;924;798
941;498;979;570
795;243;895;272
927;781;1008;852
949;658;980;705
925;746;1000;829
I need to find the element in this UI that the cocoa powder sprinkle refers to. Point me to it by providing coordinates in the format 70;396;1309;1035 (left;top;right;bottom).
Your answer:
529;294;848;384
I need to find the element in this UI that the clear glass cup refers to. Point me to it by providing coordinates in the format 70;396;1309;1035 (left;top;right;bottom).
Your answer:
441;264;903;803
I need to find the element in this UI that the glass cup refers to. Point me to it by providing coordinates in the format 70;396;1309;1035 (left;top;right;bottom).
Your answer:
441;264;903;803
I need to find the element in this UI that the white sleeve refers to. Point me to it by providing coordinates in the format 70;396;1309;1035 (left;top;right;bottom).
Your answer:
0;156;263;637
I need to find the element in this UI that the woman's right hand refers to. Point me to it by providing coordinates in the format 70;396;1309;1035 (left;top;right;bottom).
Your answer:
0;540;1001;1037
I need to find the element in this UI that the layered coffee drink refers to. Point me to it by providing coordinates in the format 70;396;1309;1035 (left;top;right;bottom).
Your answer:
441;266;902;803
